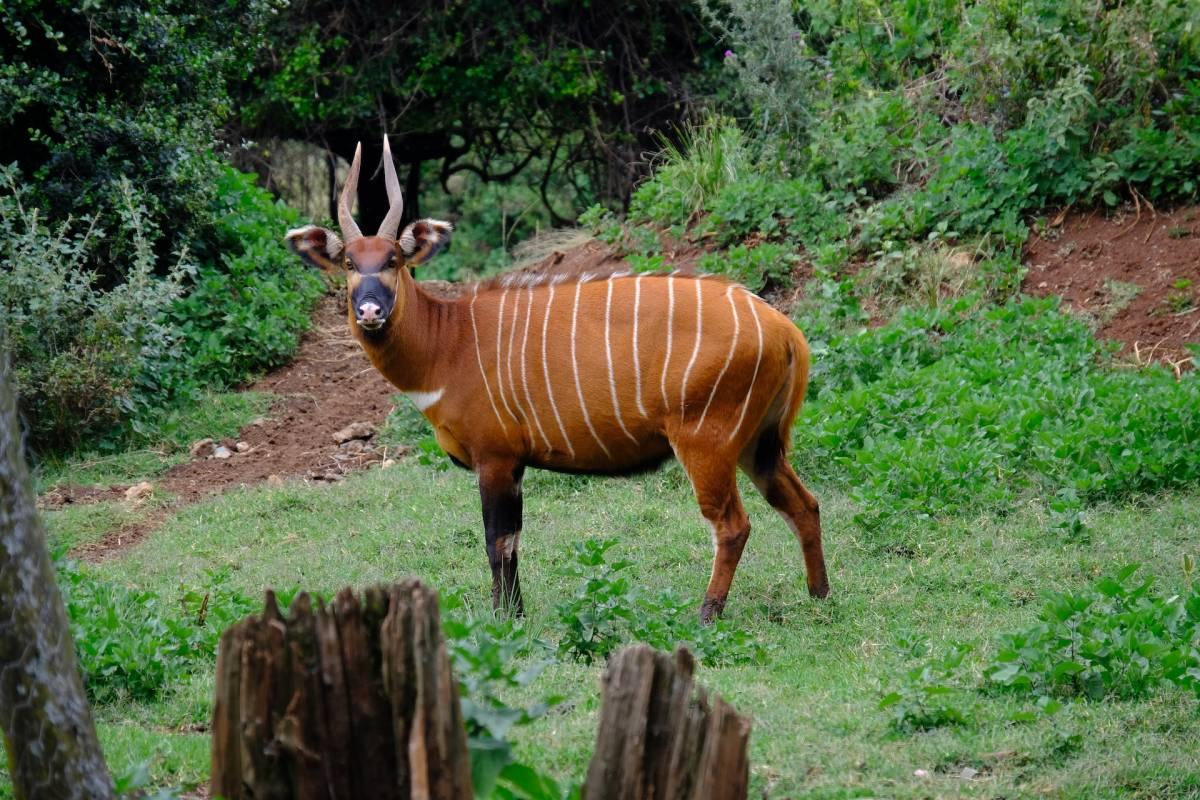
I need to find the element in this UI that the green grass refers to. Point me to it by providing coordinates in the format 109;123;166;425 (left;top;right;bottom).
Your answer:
42;499;159;552
22;454;1195;798
31;390;272;492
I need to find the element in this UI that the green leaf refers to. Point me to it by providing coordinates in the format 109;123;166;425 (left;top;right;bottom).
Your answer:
469;736;513;798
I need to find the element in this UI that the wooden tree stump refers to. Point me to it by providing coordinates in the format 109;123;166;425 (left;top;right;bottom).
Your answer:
211;579;472;800
583;645;751;800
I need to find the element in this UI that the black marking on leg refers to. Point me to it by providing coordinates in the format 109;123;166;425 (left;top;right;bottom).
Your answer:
753;428;782;480
480;465;525;615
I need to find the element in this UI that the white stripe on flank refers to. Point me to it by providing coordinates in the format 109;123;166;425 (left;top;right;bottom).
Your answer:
694;287;741;432
470;287;510;436
519;288;552;452
571;282;612;458
505;286;528;425
405;388;445;412
728;291;764;442
632;274;648;417
660;276;676;412
679;279;704;415
606;277;639;444
494;289;519;424
541;285;575;457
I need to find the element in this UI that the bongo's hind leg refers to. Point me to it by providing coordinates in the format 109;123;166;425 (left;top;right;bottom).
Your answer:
675;445;752;623
740;430;829;599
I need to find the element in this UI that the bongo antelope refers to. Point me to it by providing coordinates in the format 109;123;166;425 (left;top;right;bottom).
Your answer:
286;136;828;623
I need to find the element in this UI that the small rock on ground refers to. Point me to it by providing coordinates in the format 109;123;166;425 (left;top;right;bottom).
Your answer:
212;445;233;459
332;422;377;444
124;481;153;503
190;438;216;458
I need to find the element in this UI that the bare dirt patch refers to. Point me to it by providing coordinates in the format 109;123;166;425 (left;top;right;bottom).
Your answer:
70;508;172;563
1024;205;1200;364
38;483;129;510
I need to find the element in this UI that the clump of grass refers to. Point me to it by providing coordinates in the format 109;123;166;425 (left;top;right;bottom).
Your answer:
628;116;750;228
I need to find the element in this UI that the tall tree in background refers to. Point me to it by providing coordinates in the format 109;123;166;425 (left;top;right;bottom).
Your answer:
237;0;721;227
0;353;114;799
0;1;271;281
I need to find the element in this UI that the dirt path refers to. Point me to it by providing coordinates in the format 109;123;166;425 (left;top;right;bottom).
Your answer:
1024;205;1200;366
160;294;398;503
65;293;402;560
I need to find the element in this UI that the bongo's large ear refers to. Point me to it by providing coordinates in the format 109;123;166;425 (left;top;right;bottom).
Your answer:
285;225;344;271
398;219;453;267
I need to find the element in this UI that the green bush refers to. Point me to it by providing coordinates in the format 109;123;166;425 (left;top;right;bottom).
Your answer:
554;539;766;667
1;1;272;286
628;117;751;230
880;643;974;732
623;0;1199;272
168;168;325;392
696;175;851;249
0;167;189;449
793;294;1200;527
882;565;1200;735
440;596;564;797
57;558;256;704
1;164;324;453
697;243;794;292
987;564;1200;701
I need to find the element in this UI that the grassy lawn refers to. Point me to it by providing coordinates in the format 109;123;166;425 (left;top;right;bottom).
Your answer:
18;453;1198;798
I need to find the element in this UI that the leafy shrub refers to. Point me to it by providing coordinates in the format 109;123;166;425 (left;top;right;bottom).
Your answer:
696;175;851;249
794;295;1200;527
698;0;821;141
440;595;566;798
880;643;974;732
618;0;1200;273
881;565;1200;735
167;168;324;392
554;540;766;667
987;565;1200;701
1;1;273;286
0;168;189;449
698;243;795;292
2;164;324;453
57;558;255;703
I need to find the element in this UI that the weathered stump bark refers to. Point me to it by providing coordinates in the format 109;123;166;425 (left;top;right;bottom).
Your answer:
583;645;751;800
211;579;472;799
0;357;115;799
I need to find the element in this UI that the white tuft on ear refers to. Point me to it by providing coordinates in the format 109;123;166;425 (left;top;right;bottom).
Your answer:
287;226;343;254
399;219;454;263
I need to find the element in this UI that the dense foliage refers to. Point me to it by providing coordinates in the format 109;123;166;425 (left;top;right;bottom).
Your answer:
0;0;271;277
0;165;323;450
793;291;1200;528
57;558;255;704
590;0;1199;288
883;563;1200;733
0;167;189;449
239;0;722;224
0;1;328;453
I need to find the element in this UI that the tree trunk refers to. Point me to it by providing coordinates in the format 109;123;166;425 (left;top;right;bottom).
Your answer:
583;645;752;800
210;579;472;800
0;357;115;800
